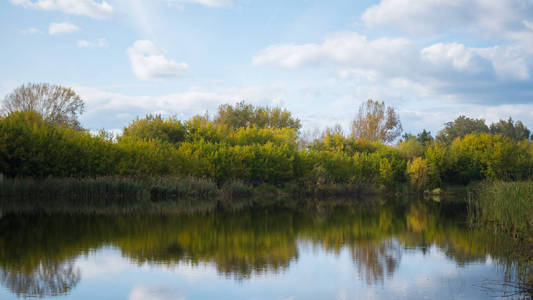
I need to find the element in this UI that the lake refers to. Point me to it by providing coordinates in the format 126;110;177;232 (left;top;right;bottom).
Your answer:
0;198;528;299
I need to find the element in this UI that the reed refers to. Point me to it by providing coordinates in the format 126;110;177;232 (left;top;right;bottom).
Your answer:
0;176;385;214
469;181;533;237
0;176;218;210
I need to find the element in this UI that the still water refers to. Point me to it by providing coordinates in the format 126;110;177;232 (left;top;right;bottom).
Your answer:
0;199;528;299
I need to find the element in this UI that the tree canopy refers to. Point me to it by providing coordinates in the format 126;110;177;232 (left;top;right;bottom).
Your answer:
122;114;187;144
1;83;85;129
1;106;533;190
437;116;489;144
489;117;530;141
214;101;301;130
351;99;402;143
437;115;530;143
417;129;434;146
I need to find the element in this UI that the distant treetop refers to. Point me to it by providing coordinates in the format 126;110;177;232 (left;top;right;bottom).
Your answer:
122;114;187;144
437;116;489;144
437;115;530;143
351;99;402;143
489;117;530;141
1;83;85;129
214;101;301;130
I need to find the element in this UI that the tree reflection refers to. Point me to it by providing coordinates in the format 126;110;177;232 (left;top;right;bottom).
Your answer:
0;199;529;297
351;240;401;284
0;260;80;298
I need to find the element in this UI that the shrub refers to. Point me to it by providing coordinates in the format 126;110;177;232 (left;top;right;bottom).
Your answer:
407;157;429;191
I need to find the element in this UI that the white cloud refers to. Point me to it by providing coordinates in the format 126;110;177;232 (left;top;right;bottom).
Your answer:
75;251;130;278
252;32;413;74
129;286;185;300
20;27;41;35
167;0;232;8
10;0;113;19
49;22;79;35
253;32;533;103
77;38;108;48
30;80;531;137
127;40;188;80
420;43;491;73
75;84;287;130
77;40;92;47
476;46;530;80
421;43;530;81
361;0;531;36
524;20;533;31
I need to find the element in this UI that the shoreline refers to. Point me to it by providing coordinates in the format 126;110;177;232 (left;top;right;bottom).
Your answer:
0;176;471;215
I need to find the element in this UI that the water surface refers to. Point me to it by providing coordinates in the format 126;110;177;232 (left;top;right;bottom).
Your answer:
0;198;527;299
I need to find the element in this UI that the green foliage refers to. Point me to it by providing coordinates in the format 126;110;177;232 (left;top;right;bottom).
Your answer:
437;115;489;144
308;131;382;156
122;114;187;144
421;133;533;185
1;83;85;129
417;129;434;146
469;181;533;237
424;142;449;187
490;117;530;141
397;137;425;161
379;158;395;188
0;110;115;177
1;109;533;191
214;101;301;130
407;157;429;191
448;133;531;183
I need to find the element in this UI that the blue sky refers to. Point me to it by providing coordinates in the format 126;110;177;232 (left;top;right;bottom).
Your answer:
1;0;533;136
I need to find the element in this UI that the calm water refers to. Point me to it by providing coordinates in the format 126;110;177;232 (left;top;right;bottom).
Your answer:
0;198;528;299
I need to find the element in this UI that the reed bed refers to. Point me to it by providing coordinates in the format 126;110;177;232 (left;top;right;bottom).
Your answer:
0;176;218;210
0;176;382;214
469;181;533;237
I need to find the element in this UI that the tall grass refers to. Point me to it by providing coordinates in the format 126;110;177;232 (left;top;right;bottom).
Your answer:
469;181;533;237
0;175;390;215
468;181;533;295
0;177;220;214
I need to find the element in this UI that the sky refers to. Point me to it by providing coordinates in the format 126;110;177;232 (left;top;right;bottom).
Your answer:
1;0;533;136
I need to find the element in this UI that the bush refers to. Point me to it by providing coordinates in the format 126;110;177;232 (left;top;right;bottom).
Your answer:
407;157;429;191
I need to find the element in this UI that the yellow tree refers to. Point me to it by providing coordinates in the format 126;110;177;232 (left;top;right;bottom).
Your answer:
351;99;402;143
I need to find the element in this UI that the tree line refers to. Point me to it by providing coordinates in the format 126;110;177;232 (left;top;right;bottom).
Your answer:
1;83;532;191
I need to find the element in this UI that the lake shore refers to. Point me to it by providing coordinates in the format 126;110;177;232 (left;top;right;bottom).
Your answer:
0;175;471;215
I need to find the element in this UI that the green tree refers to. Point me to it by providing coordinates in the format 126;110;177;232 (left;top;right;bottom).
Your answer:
379;158;395;188
214;101;301;130
397;137;425;161
351;99;402;143
489;117;530;141
406;157;429;191
448;133;530;182
424;142;449;187
416;129;433;146
400;133;415;142
122;114;187;144
1;83;85;129
437;115;489;144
